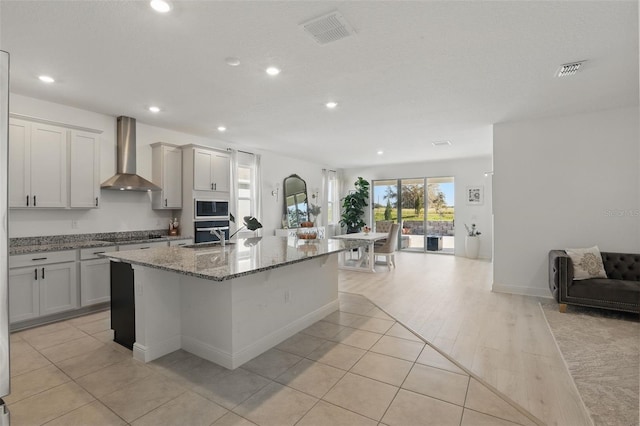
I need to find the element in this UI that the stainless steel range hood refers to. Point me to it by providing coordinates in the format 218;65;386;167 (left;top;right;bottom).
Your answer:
101;116;161;191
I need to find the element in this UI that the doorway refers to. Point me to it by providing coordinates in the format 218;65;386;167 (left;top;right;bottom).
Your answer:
372;177;455;254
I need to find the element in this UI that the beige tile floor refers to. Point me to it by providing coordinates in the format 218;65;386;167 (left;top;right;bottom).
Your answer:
7;293;541;426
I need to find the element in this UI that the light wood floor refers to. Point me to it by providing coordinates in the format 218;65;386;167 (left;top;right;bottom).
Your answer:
339;251;593;426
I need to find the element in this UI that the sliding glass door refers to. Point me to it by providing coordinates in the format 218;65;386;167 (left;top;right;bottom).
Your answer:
372;176;455;254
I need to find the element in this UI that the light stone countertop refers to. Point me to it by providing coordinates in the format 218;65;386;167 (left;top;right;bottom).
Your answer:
101;236;366;281
9;233;193;255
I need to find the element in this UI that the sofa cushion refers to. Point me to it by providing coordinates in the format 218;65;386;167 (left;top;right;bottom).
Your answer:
566;246;607;280
568;278;640;306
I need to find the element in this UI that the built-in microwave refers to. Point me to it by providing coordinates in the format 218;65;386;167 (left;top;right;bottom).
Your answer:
194;199;229;220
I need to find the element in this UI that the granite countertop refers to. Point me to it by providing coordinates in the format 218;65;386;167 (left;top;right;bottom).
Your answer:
10;232;193;255
101;236;366;281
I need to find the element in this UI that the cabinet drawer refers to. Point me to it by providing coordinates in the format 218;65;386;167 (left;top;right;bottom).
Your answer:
10;250;76;269
117;241;168;251
80;246;117;260
169;239;192;247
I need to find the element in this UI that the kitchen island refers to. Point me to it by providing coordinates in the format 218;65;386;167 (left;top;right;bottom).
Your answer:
102;236;364;369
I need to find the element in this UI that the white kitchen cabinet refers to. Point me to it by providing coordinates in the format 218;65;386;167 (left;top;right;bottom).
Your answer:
9;250;78;324
9;118;67;208
117;241;168;251
151;143;182;210
80;259;111;306
193;148;230;193
8;267;40;323
70;130;100;208
39;262;78;316
9;115;102;209
169;238;193;247
79;245;116;307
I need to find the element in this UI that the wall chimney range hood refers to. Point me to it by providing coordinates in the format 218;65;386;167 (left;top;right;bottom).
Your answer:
101;116;161;191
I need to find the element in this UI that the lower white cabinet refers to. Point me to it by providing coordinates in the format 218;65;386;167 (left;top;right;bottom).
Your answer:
169;238;192;247
80;259;111;307
9;261;78;323
40;262;78;316
8;267;40;323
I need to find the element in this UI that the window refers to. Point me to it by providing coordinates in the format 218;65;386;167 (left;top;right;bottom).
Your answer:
235;151;261;237
326;170;339;225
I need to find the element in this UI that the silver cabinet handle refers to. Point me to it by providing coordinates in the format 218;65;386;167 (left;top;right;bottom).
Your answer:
33;195;37;206
26;195;29;206
139;247;150;250
32;257;47;261
93;251;105;255
95;197;99;207
165;199;168;207
34;268;38;280
41;267;45;279
210;183;214;190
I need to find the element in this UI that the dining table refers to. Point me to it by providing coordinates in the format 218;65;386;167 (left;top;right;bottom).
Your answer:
332;232;390;273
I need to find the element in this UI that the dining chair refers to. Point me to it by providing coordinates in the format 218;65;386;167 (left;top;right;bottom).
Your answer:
374;223;400;270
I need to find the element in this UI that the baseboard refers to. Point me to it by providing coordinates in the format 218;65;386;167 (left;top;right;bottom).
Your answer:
492;283;554;299
182;299;339;369
133;334;181;363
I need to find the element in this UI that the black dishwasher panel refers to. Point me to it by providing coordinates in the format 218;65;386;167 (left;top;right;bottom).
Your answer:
110;261;135;350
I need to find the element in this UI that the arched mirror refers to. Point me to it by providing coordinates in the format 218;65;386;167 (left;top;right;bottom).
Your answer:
283;174;309;228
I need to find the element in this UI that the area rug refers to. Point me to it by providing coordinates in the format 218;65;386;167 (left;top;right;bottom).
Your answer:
540;301;639;426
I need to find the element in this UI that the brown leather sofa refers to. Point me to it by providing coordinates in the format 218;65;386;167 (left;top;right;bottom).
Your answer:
549;250;640;313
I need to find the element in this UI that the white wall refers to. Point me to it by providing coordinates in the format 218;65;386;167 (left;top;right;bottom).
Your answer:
343;156;494;259
9;94;331;238
493;106;640;297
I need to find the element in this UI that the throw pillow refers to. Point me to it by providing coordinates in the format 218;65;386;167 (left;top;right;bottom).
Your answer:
565;246;608;280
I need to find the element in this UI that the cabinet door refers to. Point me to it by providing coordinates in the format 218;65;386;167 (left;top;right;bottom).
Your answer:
30;123;68;208
193;148;214;191
212;153;230;192
40;262;78;316
80;259;111;306
8;119;31;208
70;130;100;208
9;267;40;323
163;147;182;208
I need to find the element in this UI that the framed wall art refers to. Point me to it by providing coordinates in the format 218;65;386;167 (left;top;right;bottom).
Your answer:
466;186;483;205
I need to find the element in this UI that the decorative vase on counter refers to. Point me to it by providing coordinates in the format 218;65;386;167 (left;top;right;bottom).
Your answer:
465;235;480;259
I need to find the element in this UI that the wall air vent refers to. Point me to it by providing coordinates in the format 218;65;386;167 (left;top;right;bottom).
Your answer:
432;141;452;147
556;61;585;77
300;11;356;45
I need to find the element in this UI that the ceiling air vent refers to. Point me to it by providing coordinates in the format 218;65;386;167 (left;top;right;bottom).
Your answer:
556;61;585;77
300;11;356;45
432;141;452;147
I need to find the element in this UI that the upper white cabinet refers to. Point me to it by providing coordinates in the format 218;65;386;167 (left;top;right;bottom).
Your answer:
151;142;182;210
9;118;67;208
8;115;102;209
193;148;230;193
70;130;100;208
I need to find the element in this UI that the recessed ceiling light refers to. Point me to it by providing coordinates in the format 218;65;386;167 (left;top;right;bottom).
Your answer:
38;75;55;83
432;140;452;147
217;126;227;132
266;67;281;76
225;57;241;67
325;101;338;109
149;106;161;113
150;0;172;13
377;150;384;155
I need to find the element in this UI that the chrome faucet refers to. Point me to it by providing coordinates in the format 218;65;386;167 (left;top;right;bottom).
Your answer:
210;228;226;247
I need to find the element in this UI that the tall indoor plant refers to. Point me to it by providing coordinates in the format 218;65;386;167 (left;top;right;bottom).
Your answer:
340;177;370;233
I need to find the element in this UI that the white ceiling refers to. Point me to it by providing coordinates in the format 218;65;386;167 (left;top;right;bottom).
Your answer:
1;1;637;168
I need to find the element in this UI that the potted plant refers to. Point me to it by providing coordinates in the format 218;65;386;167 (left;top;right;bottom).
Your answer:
464;223;481;259
340;177;370;233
